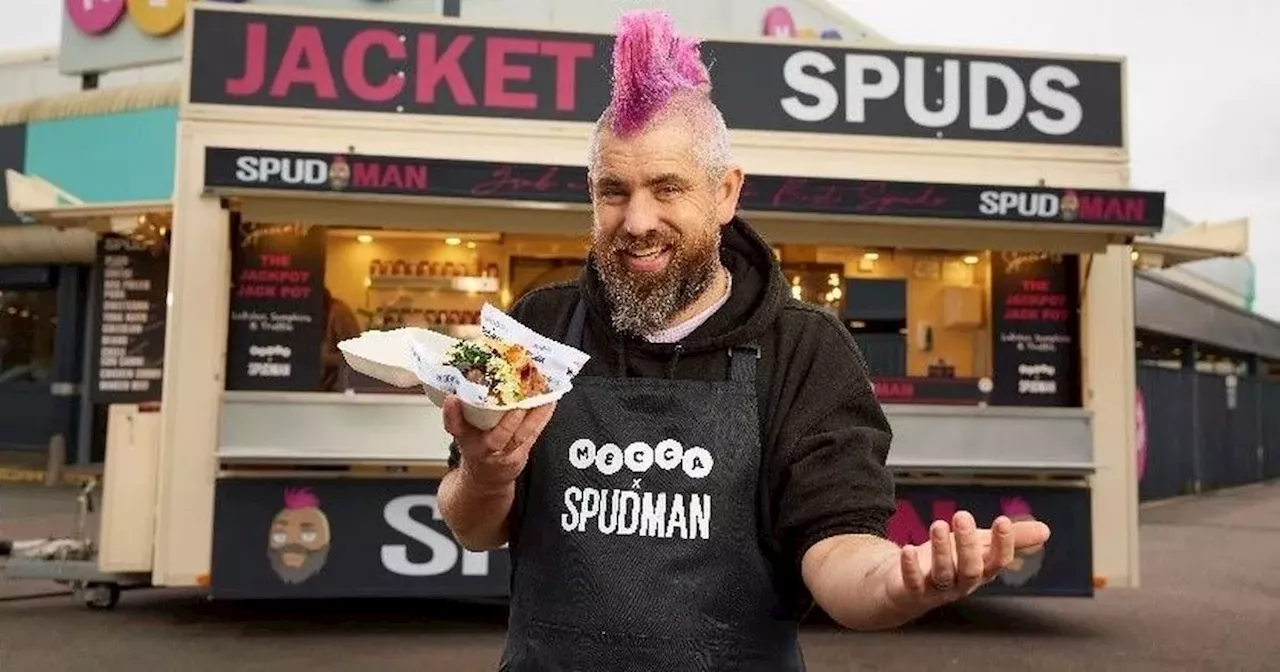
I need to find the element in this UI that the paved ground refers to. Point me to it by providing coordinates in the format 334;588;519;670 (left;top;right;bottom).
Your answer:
2;481;1279;671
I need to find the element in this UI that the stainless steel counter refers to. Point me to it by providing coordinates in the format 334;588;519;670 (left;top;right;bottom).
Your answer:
219;392;1094;474
883;404;1094;473
218;391;451;463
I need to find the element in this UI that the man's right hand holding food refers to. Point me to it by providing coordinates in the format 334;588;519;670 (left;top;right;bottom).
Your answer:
441;399;556;550
438;10;1049;671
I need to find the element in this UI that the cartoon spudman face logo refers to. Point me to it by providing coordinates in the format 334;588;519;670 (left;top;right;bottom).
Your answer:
1060;190;1080;221
329;156;351;191
268;487;332;584
997;496;1045;587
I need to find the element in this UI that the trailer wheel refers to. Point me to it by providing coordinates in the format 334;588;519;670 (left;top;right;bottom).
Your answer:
83;583;120;611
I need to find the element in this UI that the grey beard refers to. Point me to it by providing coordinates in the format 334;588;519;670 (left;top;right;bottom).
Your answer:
269;545;330;584
594;230;721;337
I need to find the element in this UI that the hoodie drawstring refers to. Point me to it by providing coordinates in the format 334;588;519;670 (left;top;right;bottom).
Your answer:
613;341;683;379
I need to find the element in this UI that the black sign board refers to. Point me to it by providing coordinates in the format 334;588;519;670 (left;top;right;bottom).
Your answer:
189;6;1125;147
888;483;1092;597
210;477;511;599
210;477;1085;599
204;148;1165;232
225;216;327;392
88;234;170;404
989;252;1082;407
0;124;27;225
872;377;987;406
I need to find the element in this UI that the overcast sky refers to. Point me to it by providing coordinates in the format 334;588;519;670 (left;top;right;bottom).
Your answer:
3;0;1277;316
836;0;1279;317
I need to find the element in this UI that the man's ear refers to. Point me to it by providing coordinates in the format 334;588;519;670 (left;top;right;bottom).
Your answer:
715;166;745;225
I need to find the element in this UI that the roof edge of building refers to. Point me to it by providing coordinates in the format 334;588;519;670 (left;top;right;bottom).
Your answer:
0;80;180;126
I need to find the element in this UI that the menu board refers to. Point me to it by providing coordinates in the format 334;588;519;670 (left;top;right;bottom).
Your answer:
989;252;1081;407
225;218;326;391
89;234;170;404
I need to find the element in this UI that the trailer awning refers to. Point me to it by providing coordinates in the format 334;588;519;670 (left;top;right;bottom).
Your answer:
1136;270;1280;360
2;169;171;264
1131;216;1247;270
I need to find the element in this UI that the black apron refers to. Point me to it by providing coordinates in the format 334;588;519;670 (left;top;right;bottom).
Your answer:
500;300;805;671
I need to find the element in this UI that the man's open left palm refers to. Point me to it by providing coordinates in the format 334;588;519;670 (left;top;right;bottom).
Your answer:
886;511;1052;611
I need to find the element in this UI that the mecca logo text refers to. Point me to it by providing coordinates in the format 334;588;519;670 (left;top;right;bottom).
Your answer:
560;438;714;541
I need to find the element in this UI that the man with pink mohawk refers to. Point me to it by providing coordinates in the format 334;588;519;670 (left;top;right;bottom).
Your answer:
439;10;1050;670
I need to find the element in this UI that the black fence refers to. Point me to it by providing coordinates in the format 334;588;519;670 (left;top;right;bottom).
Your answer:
1138;365;1280;501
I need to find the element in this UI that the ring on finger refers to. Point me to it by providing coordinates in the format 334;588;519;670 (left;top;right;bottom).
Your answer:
931;578;953;592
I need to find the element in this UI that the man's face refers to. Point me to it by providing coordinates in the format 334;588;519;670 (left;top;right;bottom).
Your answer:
589;117;742;336
996;504;1046;587
997;546;1046;587
329;160;350;190
268;505;331;584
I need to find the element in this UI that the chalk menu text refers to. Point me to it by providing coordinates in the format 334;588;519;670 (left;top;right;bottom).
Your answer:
89;234;170;404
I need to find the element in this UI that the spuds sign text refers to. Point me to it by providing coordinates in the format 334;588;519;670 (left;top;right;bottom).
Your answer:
232;154;430;193
209;479;1091;598
887;485;1094;596
188;5;1125;147
211;479;511;599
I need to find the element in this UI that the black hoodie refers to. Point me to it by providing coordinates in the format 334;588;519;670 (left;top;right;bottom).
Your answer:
452;216;896;613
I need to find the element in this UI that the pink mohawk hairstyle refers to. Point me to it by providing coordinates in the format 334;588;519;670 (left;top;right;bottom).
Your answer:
1000;496;1034;518
608;10;711;137
283;487;320;510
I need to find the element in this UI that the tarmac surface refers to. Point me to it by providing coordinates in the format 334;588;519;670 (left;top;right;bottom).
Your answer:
2;480;1278;671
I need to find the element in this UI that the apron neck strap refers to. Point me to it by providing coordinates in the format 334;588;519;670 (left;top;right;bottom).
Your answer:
566;298;588;348
567;298;760;383
727;344;761;383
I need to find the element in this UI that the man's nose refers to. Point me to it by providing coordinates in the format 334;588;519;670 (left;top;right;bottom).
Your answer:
622;192;661;237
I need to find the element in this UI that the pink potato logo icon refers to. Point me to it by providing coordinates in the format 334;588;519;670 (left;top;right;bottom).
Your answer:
66;0;126;35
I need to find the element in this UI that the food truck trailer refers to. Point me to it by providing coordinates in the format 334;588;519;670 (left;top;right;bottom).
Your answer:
3;3;1160;609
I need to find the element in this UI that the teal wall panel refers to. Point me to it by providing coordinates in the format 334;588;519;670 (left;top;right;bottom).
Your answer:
24;107;176;203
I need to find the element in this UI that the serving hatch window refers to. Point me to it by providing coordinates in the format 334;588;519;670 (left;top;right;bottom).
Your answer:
223;218;1081;409
794;245;1082;408
225;217;589;395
